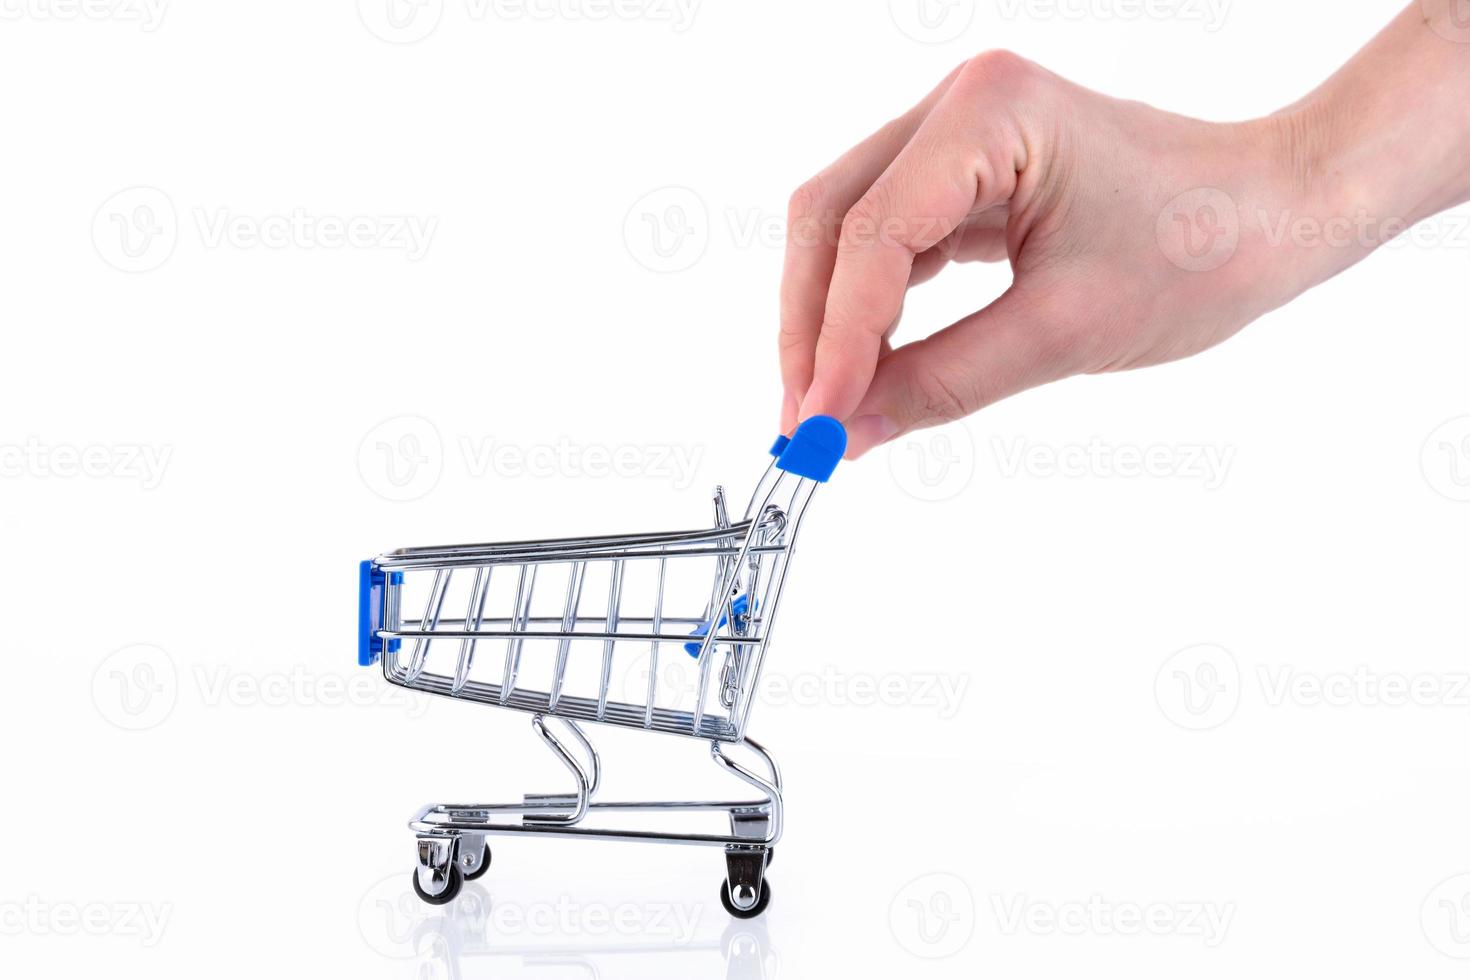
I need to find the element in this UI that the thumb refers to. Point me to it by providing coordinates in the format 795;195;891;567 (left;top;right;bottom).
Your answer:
842;286;1087;458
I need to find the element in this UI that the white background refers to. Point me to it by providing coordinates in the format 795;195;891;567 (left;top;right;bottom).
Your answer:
2;0;1469;976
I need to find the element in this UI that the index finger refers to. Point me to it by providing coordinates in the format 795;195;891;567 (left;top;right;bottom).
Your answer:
778;64;964;432
799;58;1031;423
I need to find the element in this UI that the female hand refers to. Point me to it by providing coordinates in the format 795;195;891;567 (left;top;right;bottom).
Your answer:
780;5;1470;457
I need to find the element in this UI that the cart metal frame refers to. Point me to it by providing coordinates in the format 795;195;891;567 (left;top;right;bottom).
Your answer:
358;418;846;917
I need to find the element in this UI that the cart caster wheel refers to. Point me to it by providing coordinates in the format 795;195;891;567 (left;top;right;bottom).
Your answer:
461;843;492;881
413;864;463;906
720;879;771;919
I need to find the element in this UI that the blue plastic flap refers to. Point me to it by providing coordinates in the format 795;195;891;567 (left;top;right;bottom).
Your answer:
769;434;791;457
685;593;753;657
775;416;846;482
358;561;401;667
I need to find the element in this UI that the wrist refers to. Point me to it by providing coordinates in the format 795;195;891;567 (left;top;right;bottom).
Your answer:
1263;8;1470;236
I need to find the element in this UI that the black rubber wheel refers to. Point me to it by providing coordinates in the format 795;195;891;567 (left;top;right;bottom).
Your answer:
462;843;492;881
412;864;463;906
720;878;772;919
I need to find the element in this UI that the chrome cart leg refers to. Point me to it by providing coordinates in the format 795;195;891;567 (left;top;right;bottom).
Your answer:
413;835;463;906
524;714;601;825
456;832;491;881
713;739;780;919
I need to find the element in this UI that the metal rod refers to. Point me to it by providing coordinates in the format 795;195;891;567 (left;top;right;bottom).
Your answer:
644;557;665;729
547;562;587;711
595;560;624;720
406;569;451;683
500;564;537;705
452;566;491;694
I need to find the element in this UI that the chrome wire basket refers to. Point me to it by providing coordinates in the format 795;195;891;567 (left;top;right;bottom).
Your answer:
357;416;846;917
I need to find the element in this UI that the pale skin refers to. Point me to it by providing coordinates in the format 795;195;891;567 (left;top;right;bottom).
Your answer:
780;2;1470;457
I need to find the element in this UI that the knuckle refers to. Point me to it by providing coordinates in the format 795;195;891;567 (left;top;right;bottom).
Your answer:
956;50;1039;98
838;193;887;250
776;320;810;353
912;363;980;423
787;176;827;222
963;49;1029;82
787;176;839;250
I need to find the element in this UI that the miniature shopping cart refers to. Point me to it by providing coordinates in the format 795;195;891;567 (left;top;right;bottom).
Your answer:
357;416;846;918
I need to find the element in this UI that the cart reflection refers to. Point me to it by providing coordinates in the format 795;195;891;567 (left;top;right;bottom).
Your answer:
399;881;779;980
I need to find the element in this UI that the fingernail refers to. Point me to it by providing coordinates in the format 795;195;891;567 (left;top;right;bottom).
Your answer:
781;389;799;433
845;414;899;458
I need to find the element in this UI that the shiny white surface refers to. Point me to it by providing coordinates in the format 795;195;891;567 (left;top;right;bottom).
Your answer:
2;1;1469;976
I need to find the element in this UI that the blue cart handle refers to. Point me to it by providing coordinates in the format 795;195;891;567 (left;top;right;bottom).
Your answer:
774;416;846;483
684;418;846;656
